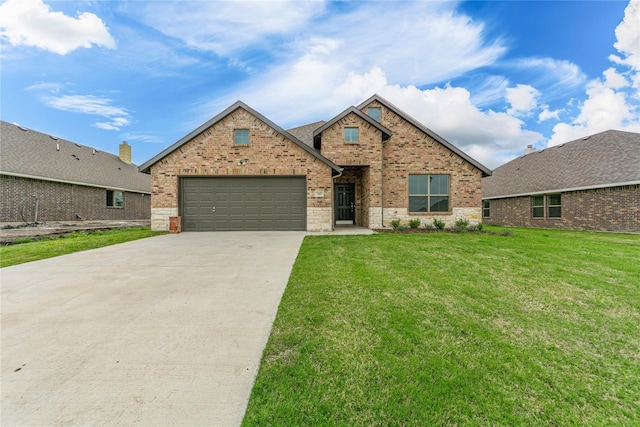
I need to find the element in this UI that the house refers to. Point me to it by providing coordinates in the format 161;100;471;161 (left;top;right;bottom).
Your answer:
482;130;640;233
139;94;491;232
0;121;151;223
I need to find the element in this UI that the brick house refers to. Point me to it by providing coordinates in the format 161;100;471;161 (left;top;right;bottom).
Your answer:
1;121;150;223
139;94;491;232
482;130;640;233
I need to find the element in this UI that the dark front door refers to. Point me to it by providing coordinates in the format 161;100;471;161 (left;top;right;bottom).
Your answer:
335;183;355;224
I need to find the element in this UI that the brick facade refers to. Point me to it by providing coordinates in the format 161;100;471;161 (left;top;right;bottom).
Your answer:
1;175;150;222
144;97;487;231
149;108;334;231
483;184;640;232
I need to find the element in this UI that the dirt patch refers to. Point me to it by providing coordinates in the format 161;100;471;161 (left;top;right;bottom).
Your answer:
1;220;151;244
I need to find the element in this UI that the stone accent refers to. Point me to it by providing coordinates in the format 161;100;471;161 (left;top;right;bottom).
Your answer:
151;207;178;231
369;207;383;229
307;207;332;232
484;185;639;233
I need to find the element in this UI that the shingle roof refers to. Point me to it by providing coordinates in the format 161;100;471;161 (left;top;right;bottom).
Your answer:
139;101;342;174
483;130;640;199
287;121;326;147
0;121;150;193
358;94;492;177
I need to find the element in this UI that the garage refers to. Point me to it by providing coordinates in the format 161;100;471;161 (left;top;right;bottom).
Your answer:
180;176;307;231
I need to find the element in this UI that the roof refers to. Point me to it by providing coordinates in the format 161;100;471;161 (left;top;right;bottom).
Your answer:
287;121;326;147
0;121;150;193
483;129;640;199
357;94;492;177
313;106;392;149
139;102;342;174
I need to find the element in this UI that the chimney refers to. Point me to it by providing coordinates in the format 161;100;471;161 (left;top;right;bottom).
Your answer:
119;141;132;164
524;144;536;155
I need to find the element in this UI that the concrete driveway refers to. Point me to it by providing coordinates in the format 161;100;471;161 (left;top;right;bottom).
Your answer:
1;231;305;426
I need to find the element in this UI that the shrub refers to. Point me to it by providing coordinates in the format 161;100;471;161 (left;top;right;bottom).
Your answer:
453;217;470;232
391;219;402;230
424;222;435;231
409;218;421;229
433;218;445;230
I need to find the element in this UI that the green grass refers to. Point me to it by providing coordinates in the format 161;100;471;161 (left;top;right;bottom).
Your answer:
0;227;165;267
244;227;640;426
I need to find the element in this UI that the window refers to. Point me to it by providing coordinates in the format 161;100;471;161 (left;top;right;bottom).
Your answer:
107;190;123;207
483;200;490;218
344;127;359;142
532;194;561;218
234;129;249;145
409;174;449;213
532;195;544;218
367;107;381;121
547;194;562;218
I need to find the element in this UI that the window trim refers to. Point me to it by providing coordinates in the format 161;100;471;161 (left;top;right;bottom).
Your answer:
344;127;359;143
107;190;124;208
408;174;450;213
532;194;562;219
234;129;250;145
482;200;490;218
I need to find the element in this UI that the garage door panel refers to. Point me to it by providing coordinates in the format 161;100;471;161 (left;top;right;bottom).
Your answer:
180;177;306;231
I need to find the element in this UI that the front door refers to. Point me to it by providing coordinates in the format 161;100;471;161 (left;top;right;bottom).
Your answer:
335;183;355;224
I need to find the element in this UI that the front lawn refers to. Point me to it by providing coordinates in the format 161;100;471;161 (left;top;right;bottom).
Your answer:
243;228;640;426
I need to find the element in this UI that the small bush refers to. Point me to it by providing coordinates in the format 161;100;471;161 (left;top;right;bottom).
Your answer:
409;219;421;229
424;222;435;231
391;219;402;230
433;218;445;230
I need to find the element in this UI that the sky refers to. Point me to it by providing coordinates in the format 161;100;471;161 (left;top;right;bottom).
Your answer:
1;0;639;169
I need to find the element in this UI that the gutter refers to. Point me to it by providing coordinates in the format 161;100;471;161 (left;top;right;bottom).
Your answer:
482;180;640;200
1;171;150;195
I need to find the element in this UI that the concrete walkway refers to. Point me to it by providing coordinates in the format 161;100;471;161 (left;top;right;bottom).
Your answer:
1;232;305;426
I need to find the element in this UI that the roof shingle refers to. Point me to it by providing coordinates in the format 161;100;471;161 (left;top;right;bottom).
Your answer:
483;130;640;198
0;121;150;193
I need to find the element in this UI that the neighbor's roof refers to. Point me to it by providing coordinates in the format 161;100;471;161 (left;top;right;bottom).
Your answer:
0;121;150;193
483;129;640;199
358;94;492;177
139;102;342;174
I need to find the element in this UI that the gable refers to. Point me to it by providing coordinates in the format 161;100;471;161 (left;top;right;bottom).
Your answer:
139;102;341;174
357;95;491;177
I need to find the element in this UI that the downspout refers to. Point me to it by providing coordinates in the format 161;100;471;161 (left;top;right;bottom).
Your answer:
331;168;344;231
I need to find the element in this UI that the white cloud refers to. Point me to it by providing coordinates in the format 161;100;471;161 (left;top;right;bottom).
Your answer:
538;106;561;122
506;84;540;116
603;67;629;89
0;0;115;55
43;94;131;131
611;0;640;74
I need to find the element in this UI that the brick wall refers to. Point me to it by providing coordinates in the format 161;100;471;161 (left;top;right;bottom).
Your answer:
362;101;484;227
483;185;640;232
1;175;150;222
149;107;334;231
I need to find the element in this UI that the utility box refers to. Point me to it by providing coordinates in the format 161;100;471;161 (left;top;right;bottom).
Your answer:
169;216;181;233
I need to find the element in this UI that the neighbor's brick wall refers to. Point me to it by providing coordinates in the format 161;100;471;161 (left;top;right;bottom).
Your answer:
362;101;484;227
484;185;639;232
1;175;150;222
150;108;334;230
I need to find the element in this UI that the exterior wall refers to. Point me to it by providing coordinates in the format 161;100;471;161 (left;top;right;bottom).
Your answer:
149;108;334;231
1;175;150;222
361;101;484;228
483;184;640;233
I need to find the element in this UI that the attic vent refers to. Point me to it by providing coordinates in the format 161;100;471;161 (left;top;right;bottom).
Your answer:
50;135;58;140
56;143;60;151
582;136;591;140
75;143;82;147
18;125;27;131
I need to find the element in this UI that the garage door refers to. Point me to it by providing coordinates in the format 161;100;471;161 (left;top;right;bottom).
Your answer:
180;177;307;231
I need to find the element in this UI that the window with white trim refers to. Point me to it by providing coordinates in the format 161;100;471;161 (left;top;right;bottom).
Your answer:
367;107;381;121
234;129;249;145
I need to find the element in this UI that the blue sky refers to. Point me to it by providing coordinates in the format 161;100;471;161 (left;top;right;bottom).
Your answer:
1;0;638;169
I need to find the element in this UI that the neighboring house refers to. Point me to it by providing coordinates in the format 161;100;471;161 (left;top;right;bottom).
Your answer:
482;130;640;233
139;94;491;232
1;121;151;223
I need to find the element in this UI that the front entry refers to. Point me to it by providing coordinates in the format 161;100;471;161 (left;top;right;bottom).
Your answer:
334;183;355;225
